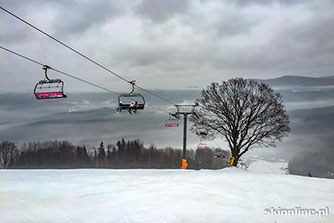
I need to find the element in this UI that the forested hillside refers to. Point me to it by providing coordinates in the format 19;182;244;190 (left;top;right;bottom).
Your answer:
1;140;229;170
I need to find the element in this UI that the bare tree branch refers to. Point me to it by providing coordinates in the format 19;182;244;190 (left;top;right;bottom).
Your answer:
192;78;290;166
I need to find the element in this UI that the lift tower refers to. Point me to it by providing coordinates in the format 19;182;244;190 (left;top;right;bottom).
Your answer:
172;104;197;169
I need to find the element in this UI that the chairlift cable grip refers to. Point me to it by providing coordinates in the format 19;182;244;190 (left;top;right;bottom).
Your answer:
129;80;136;95
42;65;51;81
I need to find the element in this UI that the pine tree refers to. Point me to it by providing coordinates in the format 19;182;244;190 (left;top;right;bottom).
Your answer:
97;141;106;168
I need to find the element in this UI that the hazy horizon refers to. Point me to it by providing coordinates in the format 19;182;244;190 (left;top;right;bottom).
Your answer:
1;83;334;165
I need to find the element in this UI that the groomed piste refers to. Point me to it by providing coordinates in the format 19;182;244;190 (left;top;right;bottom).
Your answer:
0;165;333;223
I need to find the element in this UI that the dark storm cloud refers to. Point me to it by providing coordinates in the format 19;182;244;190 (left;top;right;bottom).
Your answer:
135;0;190;23
1;0;334;92
1;0;126;41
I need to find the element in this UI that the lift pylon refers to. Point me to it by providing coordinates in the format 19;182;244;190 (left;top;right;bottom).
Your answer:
172;104;197;169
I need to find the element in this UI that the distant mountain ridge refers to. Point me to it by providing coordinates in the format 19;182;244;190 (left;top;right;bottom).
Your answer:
252;75;334;87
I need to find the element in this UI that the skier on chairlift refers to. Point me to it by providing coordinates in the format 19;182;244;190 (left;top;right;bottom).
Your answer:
129;101;135;114
134;101;139;113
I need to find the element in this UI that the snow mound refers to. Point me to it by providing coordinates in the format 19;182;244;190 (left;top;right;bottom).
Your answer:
247;160;288;175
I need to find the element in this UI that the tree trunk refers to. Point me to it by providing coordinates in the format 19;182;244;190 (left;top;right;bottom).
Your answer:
231;147;239;167
232;157;238;167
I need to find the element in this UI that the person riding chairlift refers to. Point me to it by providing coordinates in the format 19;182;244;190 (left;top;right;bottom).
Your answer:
129;101;139;114
129;101;135;114
134;101;139;108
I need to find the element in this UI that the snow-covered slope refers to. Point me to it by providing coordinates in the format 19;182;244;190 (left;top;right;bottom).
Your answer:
0;169;333;223
247;160;288;175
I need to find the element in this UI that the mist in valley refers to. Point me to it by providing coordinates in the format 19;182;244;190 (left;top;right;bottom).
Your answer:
1;81;334;177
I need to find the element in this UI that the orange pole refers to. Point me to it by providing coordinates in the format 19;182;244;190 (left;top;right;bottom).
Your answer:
182;159;188;169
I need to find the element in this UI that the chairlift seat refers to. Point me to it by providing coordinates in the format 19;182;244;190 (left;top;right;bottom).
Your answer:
118;93;145;111
165;118;179;127
34;79;67;99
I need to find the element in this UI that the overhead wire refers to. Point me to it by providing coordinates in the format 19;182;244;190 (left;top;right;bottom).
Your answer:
0;46;119;95
0;45;171;115
0;6;177;106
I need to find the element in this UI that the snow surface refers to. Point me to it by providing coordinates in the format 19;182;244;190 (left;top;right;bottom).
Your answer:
247;160;288;175
0;168;333;223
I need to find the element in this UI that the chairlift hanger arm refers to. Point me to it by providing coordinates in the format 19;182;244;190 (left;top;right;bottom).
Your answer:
42;65;52;81
129;80;136;95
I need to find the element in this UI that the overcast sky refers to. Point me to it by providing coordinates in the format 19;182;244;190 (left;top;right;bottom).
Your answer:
1;0;334;93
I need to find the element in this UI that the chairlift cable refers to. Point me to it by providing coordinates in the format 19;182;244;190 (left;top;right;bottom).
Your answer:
0;45;119;96
52;68;120;95
146;104;171;115
0;46;44;67
0;6;177;106
0;45;171;114
0;7;128;84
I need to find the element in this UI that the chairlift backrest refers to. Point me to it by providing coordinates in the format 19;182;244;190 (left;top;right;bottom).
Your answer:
117;80;146;112
165;118;179;127
34;80;67;99
34;68;67;100
118;94;145;111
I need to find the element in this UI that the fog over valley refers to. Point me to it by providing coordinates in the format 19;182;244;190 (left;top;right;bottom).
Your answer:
1;78;334;170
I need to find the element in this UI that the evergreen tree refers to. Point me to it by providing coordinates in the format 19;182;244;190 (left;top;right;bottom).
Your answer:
0;141;17;169
97;142;106;168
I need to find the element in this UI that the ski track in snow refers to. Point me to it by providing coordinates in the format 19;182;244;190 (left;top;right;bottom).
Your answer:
0;168;333;223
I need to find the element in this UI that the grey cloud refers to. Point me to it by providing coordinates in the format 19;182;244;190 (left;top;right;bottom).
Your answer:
181;6;256;40
286;15;334;54
135;0;190;23
52;1;124;36
264;12;334;75
213;15;255;38
1;0;334;92
233;0;309;7
0;1;41;44
0;18;33;44
111;45;172;67
209;7;334;76
1;0;127;41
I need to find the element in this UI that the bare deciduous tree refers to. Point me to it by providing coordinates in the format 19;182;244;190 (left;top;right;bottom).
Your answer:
0;141;17;169
192;78;290;166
